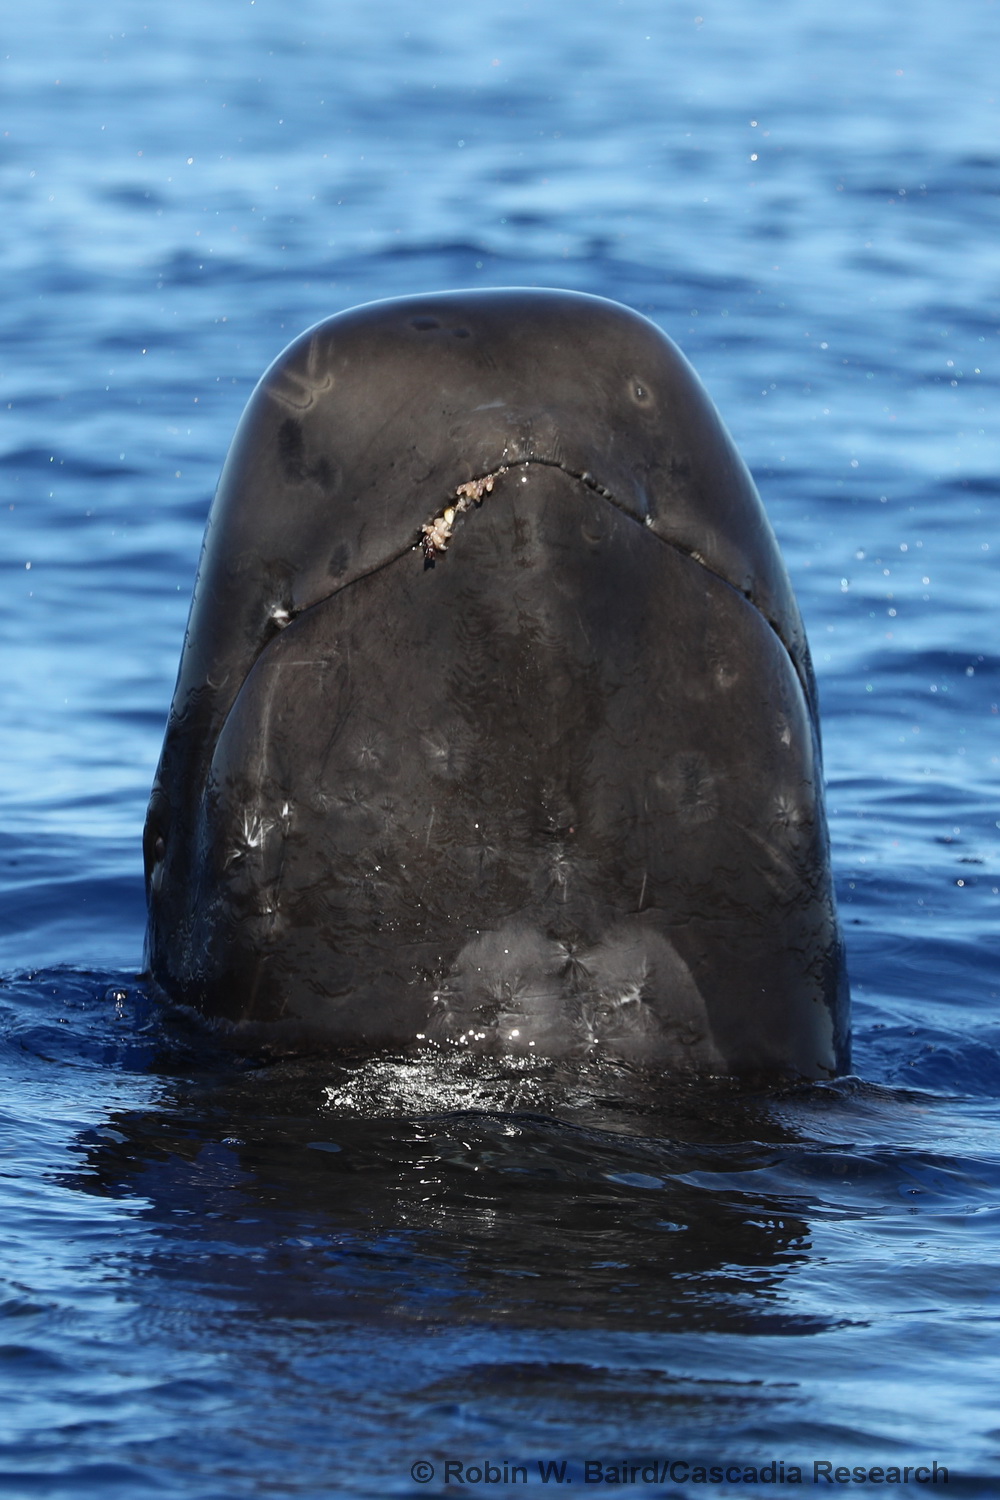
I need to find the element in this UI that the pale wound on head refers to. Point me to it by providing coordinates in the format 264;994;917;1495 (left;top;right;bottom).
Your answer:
421;467;509;562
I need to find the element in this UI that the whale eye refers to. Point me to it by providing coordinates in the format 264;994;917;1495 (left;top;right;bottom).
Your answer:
631;380;652;404
411;316;440;331
143;800;170;892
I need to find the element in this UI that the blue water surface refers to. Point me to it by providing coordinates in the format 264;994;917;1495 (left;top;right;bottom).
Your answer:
1;1;999;1495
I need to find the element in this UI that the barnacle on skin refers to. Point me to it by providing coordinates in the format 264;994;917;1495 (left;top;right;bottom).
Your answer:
421;506;456;560
454;469;506;504
420;467;509;562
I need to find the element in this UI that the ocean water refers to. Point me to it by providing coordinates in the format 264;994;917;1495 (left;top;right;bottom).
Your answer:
1;1;999;1495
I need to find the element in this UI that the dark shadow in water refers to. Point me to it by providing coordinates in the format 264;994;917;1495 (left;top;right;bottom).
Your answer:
15;974;1000;1498
46;977;858;1340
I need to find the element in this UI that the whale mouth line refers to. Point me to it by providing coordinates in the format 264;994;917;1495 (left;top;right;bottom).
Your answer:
417;456;744;609
260;456;804;704
414;457;807;701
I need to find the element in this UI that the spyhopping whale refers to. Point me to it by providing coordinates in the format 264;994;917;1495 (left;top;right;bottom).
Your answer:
143;289;849;1079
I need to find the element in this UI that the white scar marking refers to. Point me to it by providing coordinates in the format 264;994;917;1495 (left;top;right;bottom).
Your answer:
267;334;334;411
225;810;274;866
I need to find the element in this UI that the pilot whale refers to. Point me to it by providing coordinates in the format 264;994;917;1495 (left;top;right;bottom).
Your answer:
143;288;849;1079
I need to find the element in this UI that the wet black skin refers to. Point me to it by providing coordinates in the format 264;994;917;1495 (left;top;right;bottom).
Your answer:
143;288;849;1078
